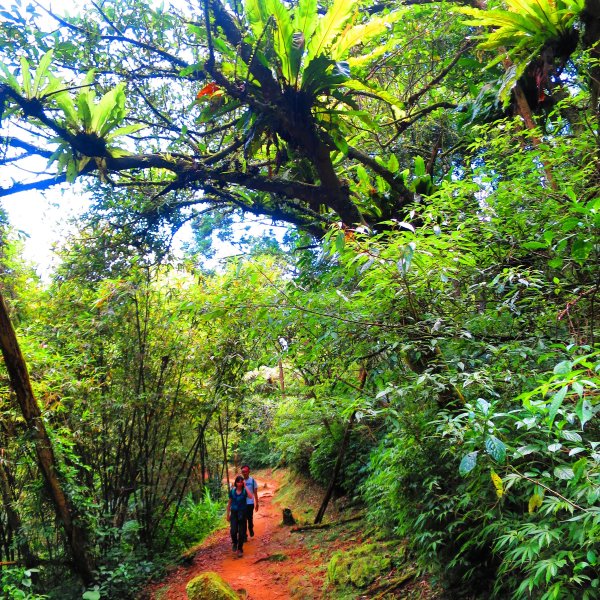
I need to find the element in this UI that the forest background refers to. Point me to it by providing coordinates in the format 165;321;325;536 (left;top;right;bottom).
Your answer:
0;0;598;598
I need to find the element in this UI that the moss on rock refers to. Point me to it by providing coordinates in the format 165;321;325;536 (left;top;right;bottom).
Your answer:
327;543;393;589
186;571;239;600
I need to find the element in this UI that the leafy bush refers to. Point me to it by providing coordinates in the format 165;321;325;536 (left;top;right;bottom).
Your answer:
1;568;48;600
237;433;280;468
362;348;599;598
426;350;599;598
156;489;222;553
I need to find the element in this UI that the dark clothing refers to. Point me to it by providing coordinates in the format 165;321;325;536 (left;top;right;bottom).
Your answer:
229;488;247;550
245;504;254;539
243;476;258;541
229;487;247;512
230;508;246;550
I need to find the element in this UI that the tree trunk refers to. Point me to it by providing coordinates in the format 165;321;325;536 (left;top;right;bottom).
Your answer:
0;292;95;584
314;367;368;524
0;458;37;568
314;409;356;524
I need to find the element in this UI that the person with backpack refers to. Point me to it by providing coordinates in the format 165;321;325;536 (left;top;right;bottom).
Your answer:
226;475;254;557
241;465;259;541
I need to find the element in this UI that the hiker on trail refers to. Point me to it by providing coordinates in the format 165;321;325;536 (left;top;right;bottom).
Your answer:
241;464;259;541
227;475;254;557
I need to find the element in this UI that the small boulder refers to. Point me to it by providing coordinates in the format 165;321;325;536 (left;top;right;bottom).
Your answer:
186;571;239;600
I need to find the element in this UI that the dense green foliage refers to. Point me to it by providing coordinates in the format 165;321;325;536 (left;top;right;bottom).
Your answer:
0;0;599;598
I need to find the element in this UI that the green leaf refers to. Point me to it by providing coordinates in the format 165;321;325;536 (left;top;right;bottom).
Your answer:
561;430;582;442
306;0;355;63
105;122;147;140
485;435;506;463
92;84;126;136
547;385;568;427
55;91;79;127
522;241;548;249
459;451;478;475
293;0;318;44
20;55;32;97
244;0;270;38
265;0;295;82
82;590;101;600
414;155;425;177
574;398;593;429
476;397;490;415
32;49;53;97
77;89;94;129
0;62;21;92
330;10;404;60
553;360;573;375
553;465;574;480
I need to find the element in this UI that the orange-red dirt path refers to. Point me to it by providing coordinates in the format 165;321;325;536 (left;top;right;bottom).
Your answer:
145;470;318;600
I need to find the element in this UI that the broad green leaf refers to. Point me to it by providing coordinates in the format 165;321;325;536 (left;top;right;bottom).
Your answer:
547;385;568;427
55;91;79;127
266;0;295;82
459;451;478;475
77;89;94;129
0;62;21;92
414;155;426;177
522;241;548;249
553;465;574;480
302;55;349;95
330;11;404;60
553;360;572;375
293;0;318;43
485;435;506;463
562;430;583;442
20;55;32;97
32;49;53;97
92;84;126;136
306;0;355;63
105;122;147;140
476;397;490;415
244;0;271;38
575;398;593;429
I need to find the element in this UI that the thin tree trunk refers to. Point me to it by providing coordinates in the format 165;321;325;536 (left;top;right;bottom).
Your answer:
314;409;356;525
0;458;37;568
314;367;368;524
0;292;95;584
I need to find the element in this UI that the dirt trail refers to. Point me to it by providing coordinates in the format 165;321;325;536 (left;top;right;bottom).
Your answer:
146;470;311;600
